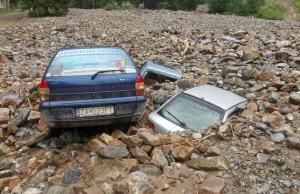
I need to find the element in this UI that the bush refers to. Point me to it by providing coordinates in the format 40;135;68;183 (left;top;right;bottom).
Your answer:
256;3;287;20
207;0;231;13
120;1;135;9
21;0;72;16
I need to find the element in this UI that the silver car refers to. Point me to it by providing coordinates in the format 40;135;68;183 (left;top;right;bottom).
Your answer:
146;84;247;134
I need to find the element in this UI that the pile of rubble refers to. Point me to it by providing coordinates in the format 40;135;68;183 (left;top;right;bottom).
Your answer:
0;8;300;194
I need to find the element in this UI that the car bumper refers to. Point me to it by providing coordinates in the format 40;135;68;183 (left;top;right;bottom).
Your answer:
40;98;146;128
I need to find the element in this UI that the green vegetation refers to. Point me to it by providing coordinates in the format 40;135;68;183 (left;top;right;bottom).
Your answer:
208;0;287;20
256;2;287;20
294;0;300;11
20;0;73;16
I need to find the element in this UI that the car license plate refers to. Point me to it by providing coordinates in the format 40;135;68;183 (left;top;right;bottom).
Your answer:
79;106;114;117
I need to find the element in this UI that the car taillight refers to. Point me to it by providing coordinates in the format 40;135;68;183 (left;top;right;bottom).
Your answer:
146;119;154;129
39;79;50;102
135;75;145;96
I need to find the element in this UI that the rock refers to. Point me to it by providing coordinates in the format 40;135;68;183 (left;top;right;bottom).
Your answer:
222;66;238;77
172;145;194;161
127;172;155;194
289;92;300;105
151;148;168;168
0;157;12;170
193;171;208;184
59;131;83;143
153;93;169;104
85;138;106;152
0;92;24;105
48;175;64;185
242;68;257;80
268;92;279;103
198;177;226;194
281;83;295;93
15;131;48;148
178;79;195;89
63;168;82;187
0;108;10;124
186;156;228;171
97;144;129;159
15;127;34;141
205;146;221;157
286;137;300;149
162;83;175;90
129;147;151;163
100;183;114;194
11;183;23;194
100;133;123;145
14;107;31;126
27;111;41;122
122;135;143;148
137;164;163;177
47;185;69;194
0;143;11;156
23;188;42;194
257;153;269;164
270;133;285;143
255;122;268;131
28;166;56;186
49;138;64;149
139;131;161;147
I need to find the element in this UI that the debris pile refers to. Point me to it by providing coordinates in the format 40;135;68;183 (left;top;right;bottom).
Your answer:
0;8;299;194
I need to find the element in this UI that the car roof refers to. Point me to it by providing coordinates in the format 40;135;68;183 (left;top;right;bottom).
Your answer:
141;61;182;79
183;84;247;111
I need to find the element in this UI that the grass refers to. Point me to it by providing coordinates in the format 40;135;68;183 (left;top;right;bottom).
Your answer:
294;0;300;20
0;17;20;25
256;2;287;20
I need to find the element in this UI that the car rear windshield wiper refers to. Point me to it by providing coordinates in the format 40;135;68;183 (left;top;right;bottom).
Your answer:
164;109;186;127
91;69;125;80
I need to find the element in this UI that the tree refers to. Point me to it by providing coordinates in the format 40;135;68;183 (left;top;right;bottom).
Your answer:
207;0;230;13
21;0;73;16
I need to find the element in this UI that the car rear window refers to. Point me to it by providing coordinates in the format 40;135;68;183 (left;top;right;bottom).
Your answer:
46;48;136;77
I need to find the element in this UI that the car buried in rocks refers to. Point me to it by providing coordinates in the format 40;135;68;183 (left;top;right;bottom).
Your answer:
146;84;247;134
39;46;146;128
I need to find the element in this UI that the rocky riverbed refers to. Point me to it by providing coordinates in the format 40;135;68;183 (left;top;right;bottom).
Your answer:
0;8;300;194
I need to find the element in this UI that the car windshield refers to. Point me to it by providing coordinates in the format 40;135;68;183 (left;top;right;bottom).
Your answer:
46;48;136;77
158;94;224;132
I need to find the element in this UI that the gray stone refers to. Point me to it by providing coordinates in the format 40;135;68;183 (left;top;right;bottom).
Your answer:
137;164;163;177
122;135;143;148
15;127;34;141
59;131;83;143
162;83;175;90
63;168;82;187
185;156;228;171
97;144;129;159
255;122;268;131
0;157;12;170
270;133;285;143
257;153;269;164
0;92;24;105
153;93;169;104
0;143;11;155
242;68;257;80
15;131;48;148
268;92;279;103
23;188;42;194
127;172;155;194
286;137;300;149
205;146;221;157
100;183;114;194
14;107;31;126
151;148;168;168
289;92;300;105
49;138;64;149
270;155;285;166
178;79;195;89
11;183;23;194
129;147;151;163
36;139;50;148
47;185;69;194
198;177;226;194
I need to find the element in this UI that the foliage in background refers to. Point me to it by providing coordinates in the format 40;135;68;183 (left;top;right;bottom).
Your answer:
20;0;73;16
256;2;287;20
208;0;286;20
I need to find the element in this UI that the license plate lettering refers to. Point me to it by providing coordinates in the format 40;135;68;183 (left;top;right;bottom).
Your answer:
79;106;114;117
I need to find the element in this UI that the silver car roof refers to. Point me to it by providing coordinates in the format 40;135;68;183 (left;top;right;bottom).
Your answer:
183;84;247;111
140;61;182;80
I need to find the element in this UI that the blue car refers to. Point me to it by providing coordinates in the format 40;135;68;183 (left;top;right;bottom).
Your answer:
39;46;146;128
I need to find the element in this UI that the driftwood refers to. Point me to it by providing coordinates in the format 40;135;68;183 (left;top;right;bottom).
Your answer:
180;38;190;56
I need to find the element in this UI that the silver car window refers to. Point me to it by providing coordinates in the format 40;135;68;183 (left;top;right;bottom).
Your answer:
158;94;224;132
